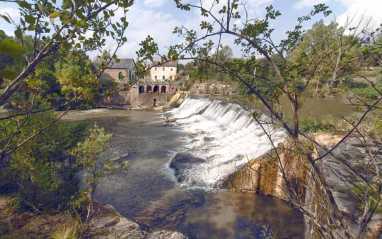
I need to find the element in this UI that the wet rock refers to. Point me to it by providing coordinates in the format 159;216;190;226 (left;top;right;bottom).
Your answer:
170;153;206;183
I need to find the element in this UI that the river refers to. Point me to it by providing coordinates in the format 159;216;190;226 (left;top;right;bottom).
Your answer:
63;100;305;239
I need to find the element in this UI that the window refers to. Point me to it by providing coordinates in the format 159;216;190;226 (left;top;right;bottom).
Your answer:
155;76;157;80
162;76;165;80
163;67;165;71
170;76;173;80
118;72;124;80
155;67;157;71
171;68;173;71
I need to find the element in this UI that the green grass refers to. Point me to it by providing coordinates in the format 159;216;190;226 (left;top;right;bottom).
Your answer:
352;87;381;99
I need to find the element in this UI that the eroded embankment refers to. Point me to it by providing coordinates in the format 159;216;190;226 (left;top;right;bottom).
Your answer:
221;134;382;239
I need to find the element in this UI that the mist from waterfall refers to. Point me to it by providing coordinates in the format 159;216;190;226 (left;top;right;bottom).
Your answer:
167;97;286;189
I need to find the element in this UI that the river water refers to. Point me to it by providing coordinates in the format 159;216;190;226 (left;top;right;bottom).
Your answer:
63;103;305;238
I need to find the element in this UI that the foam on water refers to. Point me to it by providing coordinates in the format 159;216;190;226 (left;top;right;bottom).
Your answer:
168;97;285;189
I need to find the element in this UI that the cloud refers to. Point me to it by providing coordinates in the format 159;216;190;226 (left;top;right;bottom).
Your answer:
0;7;20;23
335;0;382;32
143;0;168;8
88;3;181;59
293;0;329;10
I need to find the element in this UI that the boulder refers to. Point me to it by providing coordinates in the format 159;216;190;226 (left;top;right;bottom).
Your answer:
169;153;206;183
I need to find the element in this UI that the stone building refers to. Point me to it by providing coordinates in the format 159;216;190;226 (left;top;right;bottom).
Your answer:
94;58;177;107
94;58;136;105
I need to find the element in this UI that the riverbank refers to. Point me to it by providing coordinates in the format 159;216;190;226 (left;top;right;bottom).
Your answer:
0;196;186;238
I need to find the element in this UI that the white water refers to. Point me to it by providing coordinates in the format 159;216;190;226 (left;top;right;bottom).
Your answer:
168;97;286;189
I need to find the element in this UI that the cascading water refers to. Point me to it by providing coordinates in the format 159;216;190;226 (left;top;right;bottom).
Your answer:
167;96;286;189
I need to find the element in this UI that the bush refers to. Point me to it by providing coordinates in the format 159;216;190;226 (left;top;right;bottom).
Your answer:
1;111;88;212
300;118;334;133
169;100;181;108
343;78;368;89
352;87;380;99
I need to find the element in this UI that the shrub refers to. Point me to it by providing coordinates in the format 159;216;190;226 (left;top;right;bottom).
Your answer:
169;100;181;108
300;118;334;133
2;111;88;212
352;87;380;99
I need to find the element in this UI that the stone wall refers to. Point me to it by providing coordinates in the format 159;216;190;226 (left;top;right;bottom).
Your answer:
100;68;129;83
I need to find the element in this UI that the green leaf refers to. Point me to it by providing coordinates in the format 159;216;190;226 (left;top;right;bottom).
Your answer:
0;14;11;23
49;11;61;18
0;69;18;80
57;48;67;57
27;24;36;31
0;30;5;39
0;40;25;58
17;1;31;9
37;3;45;12
62;43;73;51
25;15;35;24
14;29;23;40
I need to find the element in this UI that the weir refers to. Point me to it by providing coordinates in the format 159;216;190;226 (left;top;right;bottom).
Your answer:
167;96;286;189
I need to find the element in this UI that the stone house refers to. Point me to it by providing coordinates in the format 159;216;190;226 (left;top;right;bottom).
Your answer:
94;58;136;105
95;58;136;84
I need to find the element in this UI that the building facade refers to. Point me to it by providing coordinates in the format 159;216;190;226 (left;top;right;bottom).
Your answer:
94;59;178;106
148;61;178;82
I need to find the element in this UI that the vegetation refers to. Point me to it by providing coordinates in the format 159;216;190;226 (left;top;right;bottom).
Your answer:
0;0;134;237
71;123;128;225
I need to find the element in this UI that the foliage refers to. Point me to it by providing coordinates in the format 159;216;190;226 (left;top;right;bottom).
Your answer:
354;184;382;214
54;53;92;93
71;123;128;224
169;100;181;108
352;87;381;99
299;118;334;133
1;109;88;211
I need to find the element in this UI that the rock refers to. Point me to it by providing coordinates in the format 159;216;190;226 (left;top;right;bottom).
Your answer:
169;153;206;183
164;118;176;123
365;218;382;239
146;230;186;239
90;201;187;239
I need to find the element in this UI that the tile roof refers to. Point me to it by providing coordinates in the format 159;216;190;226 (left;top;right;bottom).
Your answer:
152;61;178;67
93;58;135;69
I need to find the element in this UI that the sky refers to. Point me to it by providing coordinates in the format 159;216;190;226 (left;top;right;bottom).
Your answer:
1;0;381;60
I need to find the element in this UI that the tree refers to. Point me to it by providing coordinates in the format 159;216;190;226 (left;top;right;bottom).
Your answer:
71;123;128;225
136;1;382;237
215;45;233;64
291;18;367;93
0;0;134;161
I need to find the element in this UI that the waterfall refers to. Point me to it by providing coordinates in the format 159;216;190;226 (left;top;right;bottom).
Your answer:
167;96;286;189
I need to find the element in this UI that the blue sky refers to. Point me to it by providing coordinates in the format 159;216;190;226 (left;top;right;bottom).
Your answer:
1;0;381;60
